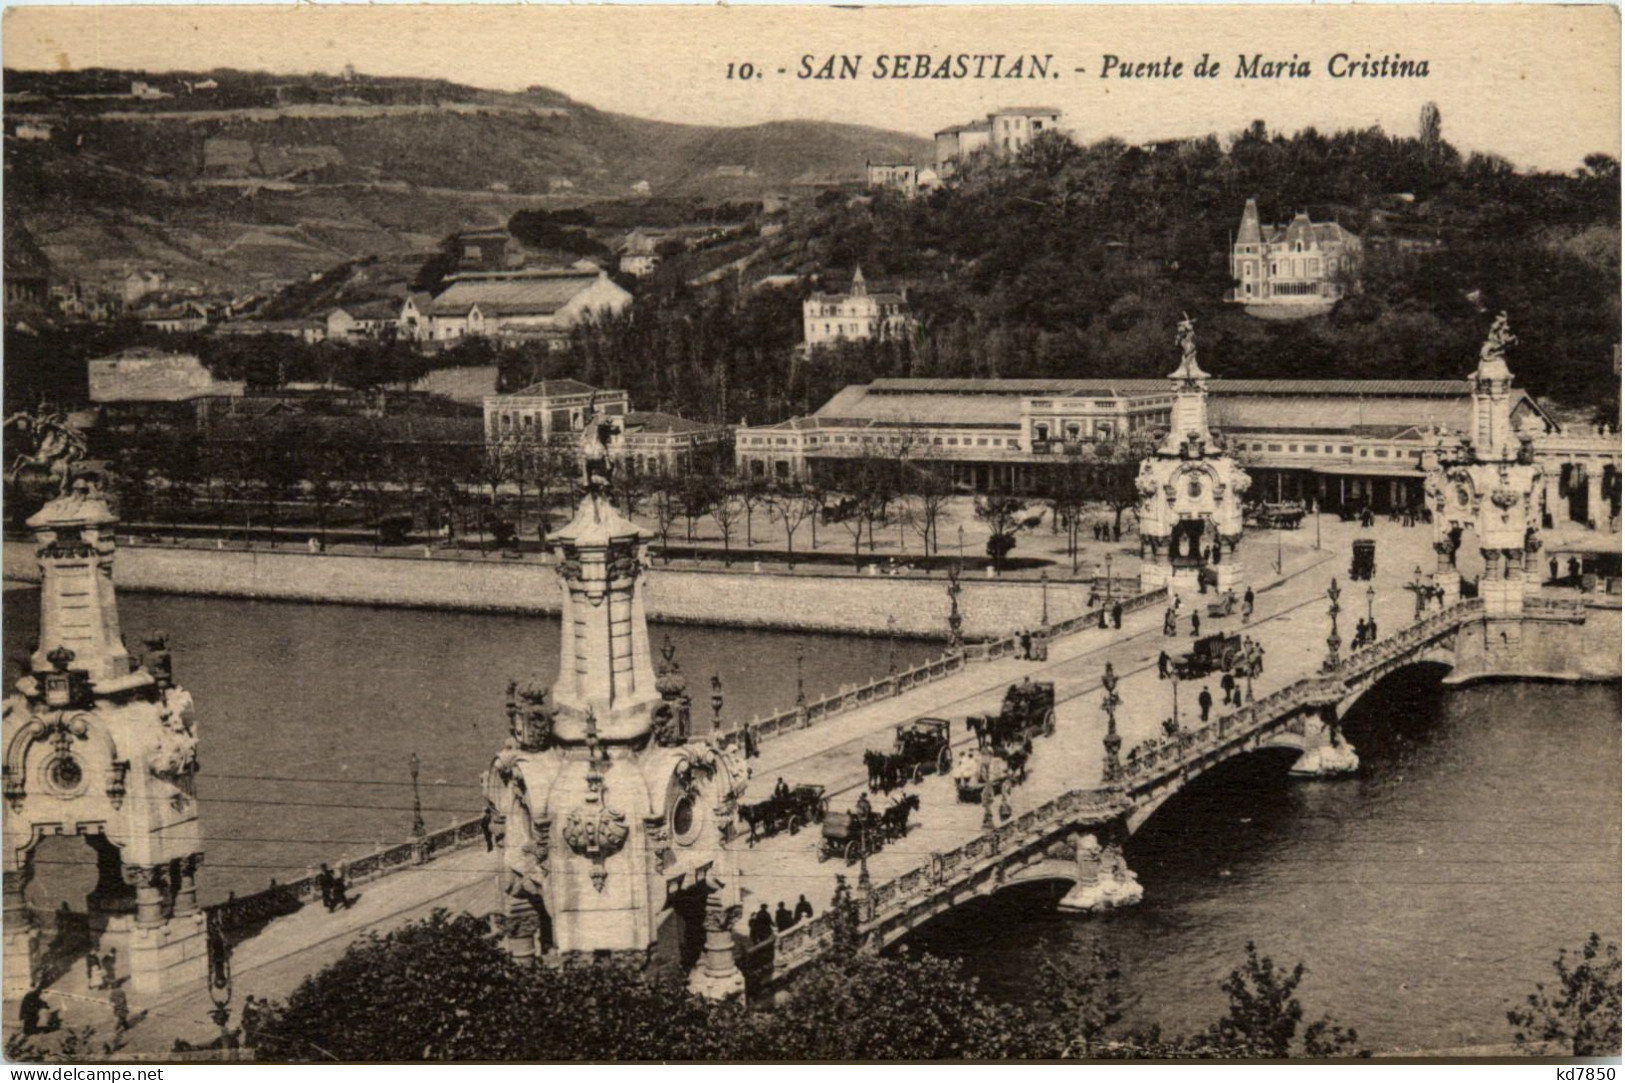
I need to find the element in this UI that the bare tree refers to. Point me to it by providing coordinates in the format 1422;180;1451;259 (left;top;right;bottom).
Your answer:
736;476;766;549
707;480;744;566
648;473;683;562
764;481;820;564
901;461;952;556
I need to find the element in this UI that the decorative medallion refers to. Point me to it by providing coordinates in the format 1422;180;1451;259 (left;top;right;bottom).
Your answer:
562;803;630;892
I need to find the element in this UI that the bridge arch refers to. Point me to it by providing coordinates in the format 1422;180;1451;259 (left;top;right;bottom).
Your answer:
1334;654;1455;720
1125;743;1302;836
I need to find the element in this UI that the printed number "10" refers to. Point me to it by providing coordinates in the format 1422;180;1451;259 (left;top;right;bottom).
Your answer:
726;63;758;80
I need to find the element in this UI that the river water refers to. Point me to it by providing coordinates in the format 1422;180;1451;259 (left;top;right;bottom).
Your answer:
1;587;941;907
4;587;1618;1053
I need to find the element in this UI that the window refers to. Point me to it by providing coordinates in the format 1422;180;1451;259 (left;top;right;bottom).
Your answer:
1308;259;1320;274
1374;449;1389;458
1267;444;1282;452
1340;445;1354;454
948;438;959;446
1288;444;1298;452
1007;439;1018;448
1359;449;1369;457
976;438;988;447
933;437;943;445
1304;444;1317;453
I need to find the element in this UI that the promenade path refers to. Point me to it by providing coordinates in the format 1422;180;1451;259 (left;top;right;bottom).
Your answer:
86;516;1437;1052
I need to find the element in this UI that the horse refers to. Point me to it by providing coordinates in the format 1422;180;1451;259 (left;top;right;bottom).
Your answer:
736;796;784;846
881;793;921;840
864;750;908;793
998;745;1029;786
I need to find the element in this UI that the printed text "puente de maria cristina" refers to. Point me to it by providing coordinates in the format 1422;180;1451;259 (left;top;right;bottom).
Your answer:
792;52;1428;80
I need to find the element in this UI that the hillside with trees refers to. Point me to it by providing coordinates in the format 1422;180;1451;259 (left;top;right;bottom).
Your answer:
535;112;1618;426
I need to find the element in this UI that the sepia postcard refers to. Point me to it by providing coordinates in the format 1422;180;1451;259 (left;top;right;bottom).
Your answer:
0;2;1620;1067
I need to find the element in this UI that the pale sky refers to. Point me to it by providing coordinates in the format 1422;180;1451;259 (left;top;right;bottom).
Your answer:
4;4;1619;172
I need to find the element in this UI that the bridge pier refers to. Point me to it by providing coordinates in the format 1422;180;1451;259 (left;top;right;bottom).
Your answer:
1289;705;1359;779
1056;831;1142;913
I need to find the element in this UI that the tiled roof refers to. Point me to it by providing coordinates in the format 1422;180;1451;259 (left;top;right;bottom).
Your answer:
623;411;723;436
428;274;601;318
503;378;603;398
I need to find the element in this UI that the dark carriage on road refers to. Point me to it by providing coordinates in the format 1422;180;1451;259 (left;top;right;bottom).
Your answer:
1249;501;1306;530
818;794;921;863
1350;539;1377;582
1172;631;1243;680
967;680;1056;750
866;718;953;790
737;783;830;845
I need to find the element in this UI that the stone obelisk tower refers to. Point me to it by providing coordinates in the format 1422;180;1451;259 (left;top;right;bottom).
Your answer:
3;472;206;1001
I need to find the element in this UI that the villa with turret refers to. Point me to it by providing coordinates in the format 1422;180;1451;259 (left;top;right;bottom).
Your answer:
801;268;916;350
1228;198;1361;308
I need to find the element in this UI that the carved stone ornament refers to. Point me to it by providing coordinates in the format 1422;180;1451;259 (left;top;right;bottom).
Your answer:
606;541;640;583
556;546;583;583
1491;488;1521;512
562;803;631;892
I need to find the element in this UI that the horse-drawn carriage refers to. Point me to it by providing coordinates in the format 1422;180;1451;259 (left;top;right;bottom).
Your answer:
966;680;1056;749
865;718;953;791
1171;631;1244;680
818;794;921;864
1350;539;1377;582
736;783;829;845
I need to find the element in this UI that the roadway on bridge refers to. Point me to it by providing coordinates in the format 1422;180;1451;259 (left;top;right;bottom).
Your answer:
732;516;1436;927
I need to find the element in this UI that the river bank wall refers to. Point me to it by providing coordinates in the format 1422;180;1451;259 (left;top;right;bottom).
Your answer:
2;539;1107;639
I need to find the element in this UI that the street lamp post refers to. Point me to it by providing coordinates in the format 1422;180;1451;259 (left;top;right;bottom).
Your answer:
887;615;898;675
958;524;965;565
1105;554;1114;603
711;674;724;730
1276;525;1284;574
1325;577;1343;670
409;752;425;838
1101;662;1122;779
795;640;806;707
1366;583;1376;625
1040;571;1050;628
946;564;964;649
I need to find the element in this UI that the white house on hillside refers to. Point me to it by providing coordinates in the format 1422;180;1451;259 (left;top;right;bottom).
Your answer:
404;270;633;346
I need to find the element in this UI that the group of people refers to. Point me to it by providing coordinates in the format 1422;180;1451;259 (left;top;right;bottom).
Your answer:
1090;521;1122;543
1093;601;1125;632
1351;616;1381;649
748;895;816;944
18;946;133;1039
317;863;355;912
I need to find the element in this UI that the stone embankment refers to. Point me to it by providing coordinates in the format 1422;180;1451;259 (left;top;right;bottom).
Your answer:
1;539;1119;639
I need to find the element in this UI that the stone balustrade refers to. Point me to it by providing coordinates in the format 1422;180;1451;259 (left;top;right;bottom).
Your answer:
206;817;487;947
1119;599;1485;787
748;588;1167;751
771;786;1130;979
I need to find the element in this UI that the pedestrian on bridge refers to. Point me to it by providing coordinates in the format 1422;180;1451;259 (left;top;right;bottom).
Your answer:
1111;601;1123;629
1198;686;1213;722
794;895;814;923
1221;671;1236;707
1157;650;1170;679
1163;608;1176;637
1190;612;1201;637
749;905;774;944
775;901;796;932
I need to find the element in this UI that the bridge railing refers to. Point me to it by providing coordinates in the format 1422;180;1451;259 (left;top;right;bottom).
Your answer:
205;815;486;946
772;786;1129;979
1118;599;1486;787
749;588;1167;750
